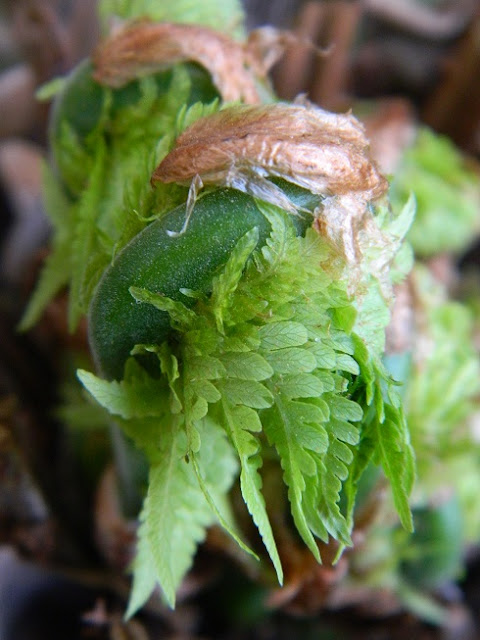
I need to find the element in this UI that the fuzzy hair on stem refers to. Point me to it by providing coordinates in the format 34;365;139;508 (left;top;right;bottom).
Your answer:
152;100;388;247
92;20;324;103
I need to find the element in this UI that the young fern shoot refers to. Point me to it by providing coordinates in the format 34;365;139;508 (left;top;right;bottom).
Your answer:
23;2;417;615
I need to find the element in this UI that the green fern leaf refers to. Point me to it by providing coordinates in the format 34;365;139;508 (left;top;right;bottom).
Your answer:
263;393;327;561
210;227;259;331
275;373;325;399
130;286;197;329
222;324;261;352
264;347;317;375
303;395;362;545
355;348;415;531
143;429;213;607
19;242;71;331
127;417;238;613
188;355;226;379
126;514;158;618
258;321;309;350
222;400;283;582
219;352;273;381
77;360;168;419
53;120;96;196
305;342;337;369
69;139;107;329
176;99;220;135
19;163;73;330
254;201;295;273
190;452;257;559
372;403;415;531
220;379;273;409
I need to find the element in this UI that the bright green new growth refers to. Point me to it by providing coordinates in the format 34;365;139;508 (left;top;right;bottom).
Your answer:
79;206;414;612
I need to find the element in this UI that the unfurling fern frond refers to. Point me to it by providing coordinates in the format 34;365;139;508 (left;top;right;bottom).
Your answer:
81;207;413;613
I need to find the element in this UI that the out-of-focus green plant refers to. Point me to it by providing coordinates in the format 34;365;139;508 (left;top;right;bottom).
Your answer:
347;126;480;621
98;0;245;38
390;127;480;257
404;266;480;516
